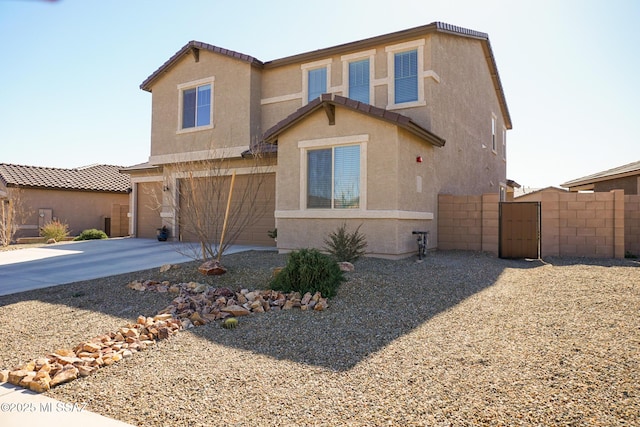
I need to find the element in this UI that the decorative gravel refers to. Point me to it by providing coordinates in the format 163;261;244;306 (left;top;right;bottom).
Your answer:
0;250;638;426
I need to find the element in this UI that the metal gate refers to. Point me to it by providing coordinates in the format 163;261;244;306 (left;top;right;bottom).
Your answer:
499;202;541;259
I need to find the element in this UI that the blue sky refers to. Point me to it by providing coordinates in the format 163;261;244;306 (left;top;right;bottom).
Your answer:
0;0;638;188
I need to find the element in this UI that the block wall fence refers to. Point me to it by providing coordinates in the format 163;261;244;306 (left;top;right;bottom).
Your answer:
438;190;640;259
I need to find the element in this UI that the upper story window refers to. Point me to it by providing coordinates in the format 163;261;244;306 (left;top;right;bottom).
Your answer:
178;77;214;132
307;145;361;209
385;39;425;109
491;115;497;153
308;67;327;102
394;50;418;104
348;59;370;103
302;59;332;104
502;127;507;161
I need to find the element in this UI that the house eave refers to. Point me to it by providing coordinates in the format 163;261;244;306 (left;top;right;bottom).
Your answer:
263;94;445;148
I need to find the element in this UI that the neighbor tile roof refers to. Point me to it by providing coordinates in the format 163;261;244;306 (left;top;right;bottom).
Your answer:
561;160;640;187
262;94;446;148
0;164;131;193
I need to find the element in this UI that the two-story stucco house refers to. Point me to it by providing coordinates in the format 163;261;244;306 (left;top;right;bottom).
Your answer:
125;22;512;258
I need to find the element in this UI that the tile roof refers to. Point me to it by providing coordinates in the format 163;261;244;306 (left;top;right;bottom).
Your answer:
0;164;131;193
262;93;446;147
140;41;263;91
561;160;640;187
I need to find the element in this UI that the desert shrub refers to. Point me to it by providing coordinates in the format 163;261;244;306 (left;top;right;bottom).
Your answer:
270;248;344;298
324;223;367;262
74;229;108;241
40;220;69;242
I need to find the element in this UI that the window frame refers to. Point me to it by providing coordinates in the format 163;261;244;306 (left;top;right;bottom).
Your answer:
298;135;368;211
502;126;507;161
177;77;215;134
301;59;332;105
341;49;375;104
385;39;426;110
491;114;497;154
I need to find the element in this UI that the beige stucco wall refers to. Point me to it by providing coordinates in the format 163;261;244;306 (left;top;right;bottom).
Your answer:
261;32;507;198
429;34;507;196
141;29;511;256
15;188;129;238
274;107;438;258
147;52;261;162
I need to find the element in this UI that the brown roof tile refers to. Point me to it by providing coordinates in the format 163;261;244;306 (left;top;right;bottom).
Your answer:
262;94;445;148
0;164;131;193
140;41;263;92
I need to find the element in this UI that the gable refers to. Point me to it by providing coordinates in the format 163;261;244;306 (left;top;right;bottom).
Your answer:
141;41;263;92
263;94;445;148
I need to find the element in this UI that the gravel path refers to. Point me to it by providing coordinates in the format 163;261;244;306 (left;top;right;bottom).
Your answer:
1;250;638;426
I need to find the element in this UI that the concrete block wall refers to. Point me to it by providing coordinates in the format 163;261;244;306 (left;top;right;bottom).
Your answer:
481;193;499;254
625;195;640;257
438;190;633;259
437;194;483;251
540;190;622;258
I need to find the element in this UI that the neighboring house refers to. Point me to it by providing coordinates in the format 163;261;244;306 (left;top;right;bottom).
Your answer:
125;22;512;258
561;160;640;194
0;164;130;240
515;186;567;201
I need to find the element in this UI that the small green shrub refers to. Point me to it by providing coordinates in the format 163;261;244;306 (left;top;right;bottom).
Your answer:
40;220;69;242
324;223;367;262
270;248;345;298
74;229;108;241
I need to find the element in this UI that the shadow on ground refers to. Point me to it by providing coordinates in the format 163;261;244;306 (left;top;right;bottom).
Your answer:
1;250;637;372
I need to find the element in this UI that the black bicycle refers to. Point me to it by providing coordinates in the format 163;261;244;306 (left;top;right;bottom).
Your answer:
412;231;429;261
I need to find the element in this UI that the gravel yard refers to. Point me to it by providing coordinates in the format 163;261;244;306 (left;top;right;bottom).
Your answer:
0;250;638;426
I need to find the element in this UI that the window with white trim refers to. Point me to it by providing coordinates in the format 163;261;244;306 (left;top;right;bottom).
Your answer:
178;78;214;131
301;59;332;105
394;50;418;104
348;59;370;103
307;145;360;209
385;39;425;109
308;67;327;102
502;127;507;161
491;115;497;153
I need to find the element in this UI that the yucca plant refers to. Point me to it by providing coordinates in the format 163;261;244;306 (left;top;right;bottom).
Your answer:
324;223;367;263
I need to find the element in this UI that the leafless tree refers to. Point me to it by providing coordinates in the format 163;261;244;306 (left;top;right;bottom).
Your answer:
153;145;275;261
0;187;31;246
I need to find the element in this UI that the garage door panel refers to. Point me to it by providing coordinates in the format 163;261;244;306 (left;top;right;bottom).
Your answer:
178;173;275;247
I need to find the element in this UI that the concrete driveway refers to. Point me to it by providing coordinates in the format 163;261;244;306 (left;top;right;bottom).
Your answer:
0;238;265;297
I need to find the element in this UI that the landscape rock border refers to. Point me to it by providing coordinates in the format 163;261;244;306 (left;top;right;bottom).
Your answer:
0;273;329;393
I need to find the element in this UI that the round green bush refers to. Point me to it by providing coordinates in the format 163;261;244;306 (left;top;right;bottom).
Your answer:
74;229;108;241
270;248;344;298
